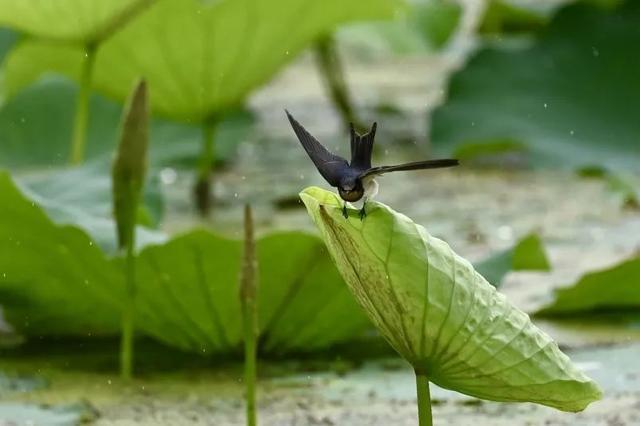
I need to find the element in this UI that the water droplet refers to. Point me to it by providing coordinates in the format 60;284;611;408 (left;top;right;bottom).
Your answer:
107;379;112;385
160;168;177;185
569;130;575;136
497;225;513;241
592;47;599;57
234;193;238;198
543;103;548;109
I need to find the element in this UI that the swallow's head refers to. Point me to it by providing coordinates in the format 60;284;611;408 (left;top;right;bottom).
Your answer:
338;178;364;202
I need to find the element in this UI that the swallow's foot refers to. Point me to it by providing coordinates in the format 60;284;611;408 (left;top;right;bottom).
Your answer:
359;205;367;221
342;204;348;219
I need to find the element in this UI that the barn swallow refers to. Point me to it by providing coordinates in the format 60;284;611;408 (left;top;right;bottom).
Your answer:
286;110;459;219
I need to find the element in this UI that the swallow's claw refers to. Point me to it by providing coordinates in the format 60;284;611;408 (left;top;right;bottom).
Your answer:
359;206;367;221
342;204;348;219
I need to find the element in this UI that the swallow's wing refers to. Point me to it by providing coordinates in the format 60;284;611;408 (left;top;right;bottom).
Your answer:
359;158;459;179
286;110;349;187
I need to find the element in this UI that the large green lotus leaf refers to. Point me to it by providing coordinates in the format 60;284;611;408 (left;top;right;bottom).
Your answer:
0;78;254;169
300;186;601;411
2;0;399;121
0;28;17;62
0;172;367;354
0;79;121;167
430;1;640;171
257;232;370;353
338;0;461;55
0;0;153;42
130;230;368;354
0;171;122;335
536;257;640;316
479;0;551;34
475;233;551;287
18;161;165;251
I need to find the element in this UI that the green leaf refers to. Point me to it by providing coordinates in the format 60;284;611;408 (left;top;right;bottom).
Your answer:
17;161;166;254
2;0;399;121
0;78;254;170
0;171;122;336
0;173;368;354
130;230;369;354
475;233;551;287
415;0;462;48
536;257;640;316
0;79;120;167
0;0;155;43
338;0;460;56
430;1;640;171
479;0;550;34
300;186;601;411
257;232;371;353
0;28;18;62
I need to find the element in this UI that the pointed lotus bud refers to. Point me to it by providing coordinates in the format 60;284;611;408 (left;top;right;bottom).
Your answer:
112;79;149;250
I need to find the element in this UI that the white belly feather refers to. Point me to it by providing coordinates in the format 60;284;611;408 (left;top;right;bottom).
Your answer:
363;176;379;199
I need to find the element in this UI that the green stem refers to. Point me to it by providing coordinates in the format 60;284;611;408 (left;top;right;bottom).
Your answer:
415;371;433;426
120;242;136;380
70;44;97;165
243;296;257;426
240;205;258;426
314;35;363;131
195;118;218;215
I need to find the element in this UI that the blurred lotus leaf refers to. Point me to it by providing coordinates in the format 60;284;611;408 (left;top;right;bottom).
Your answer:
300;186;601;411
338;0;461;56
0;0;155;42
430;0;640;171
0;172;369;354
17;160;166;253
0;78;254;169
475;233;551;287
2;0;400;121
536;257;640;317
479;0;550;34
0;28;17;61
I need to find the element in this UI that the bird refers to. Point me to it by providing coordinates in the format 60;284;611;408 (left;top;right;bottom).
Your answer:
286;110;459;220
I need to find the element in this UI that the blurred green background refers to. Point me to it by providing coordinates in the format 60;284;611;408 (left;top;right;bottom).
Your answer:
0;0;638;424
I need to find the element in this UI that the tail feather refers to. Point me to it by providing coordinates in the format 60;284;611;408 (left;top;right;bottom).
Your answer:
350;122;377;170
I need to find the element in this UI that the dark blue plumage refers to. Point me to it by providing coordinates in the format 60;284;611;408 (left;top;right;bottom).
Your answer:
286;110;458;219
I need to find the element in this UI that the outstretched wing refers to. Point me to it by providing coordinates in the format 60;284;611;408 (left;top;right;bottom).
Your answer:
359;158;459;179
286;110;349;187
